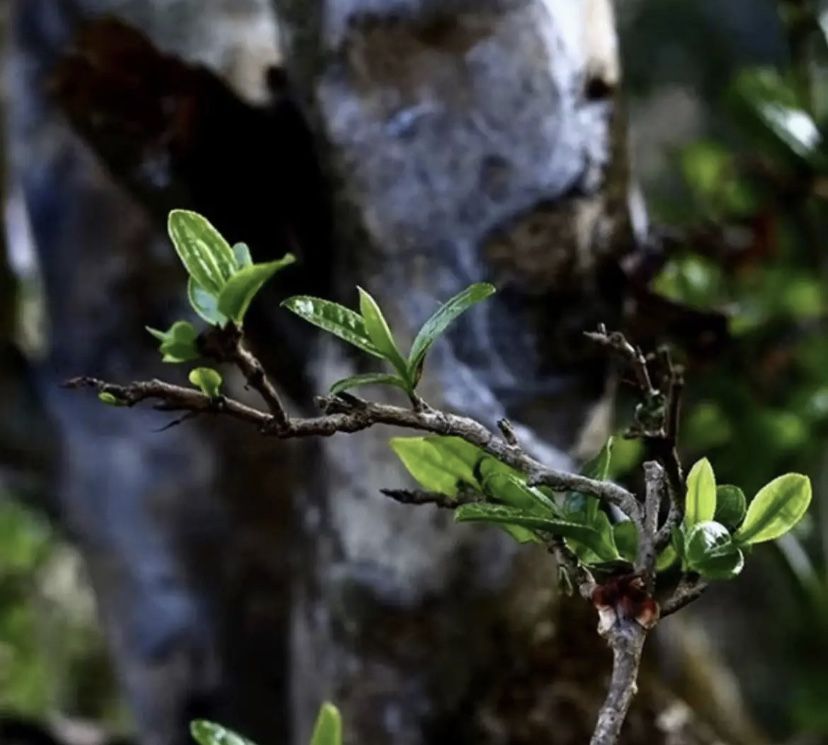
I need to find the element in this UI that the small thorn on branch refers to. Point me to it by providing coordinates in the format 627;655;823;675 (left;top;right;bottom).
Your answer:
497;418;519;447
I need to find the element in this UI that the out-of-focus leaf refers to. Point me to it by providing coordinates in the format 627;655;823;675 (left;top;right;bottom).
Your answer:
309;703;342;745
190;721;256;745
730;68;822;163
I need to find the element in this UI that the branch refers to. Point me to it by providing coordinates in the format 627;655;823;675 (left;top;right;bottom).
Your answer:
661;575;708;618
590;623;647;745
636;461;664;590
200;325;290;428
379;488;482;508
64;377;643;521
548;537;596;600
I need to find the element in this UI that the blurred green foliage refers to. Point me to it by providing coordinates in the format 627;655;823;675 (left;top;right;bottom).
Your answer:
0;493;121;723
644;3;828;733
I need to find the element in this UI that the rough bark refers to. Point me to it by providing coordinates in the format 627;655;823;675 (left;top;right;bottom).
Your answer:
3;3;298;745
271;2;635;743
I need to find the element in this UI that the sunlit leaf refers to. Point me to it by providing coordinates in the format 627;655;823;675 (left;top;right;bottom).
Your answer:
735;473;812;544
218;254;296;324
684;458;717;527
390;436;479;496
281;296;384;358
408;283;496;374
168;210;236;293
358;287;409;379
189;367;223;399
477;461;556;515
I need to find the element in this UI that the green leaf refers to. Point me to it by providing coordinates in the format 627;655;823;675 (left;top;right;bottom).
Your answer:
580;437;613;523
684;521;744;580
684;458;717;527
477;462;556;515
613;520;638;563
98;392;125;407
656;543;678;571
281;296;384;359
330;373;409;396
218;254;296;324
390;436;479;496
189;367;223;399
190;721;256;745
168;210;236;294
357;287;409;380
730;68;822;162
309;703;342;745
232;242;253;269
692;548;744;580
685;521;733;566
566;510;621;565
408;283;496;373
715;485;747;529
455;504;620;560
188;278;228;326
146;321;200;363
735;473;812;545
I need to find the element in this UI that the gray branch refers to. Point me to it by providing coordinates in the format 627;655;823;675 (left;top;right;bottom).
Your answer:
64;377;643;521
590;623;647;745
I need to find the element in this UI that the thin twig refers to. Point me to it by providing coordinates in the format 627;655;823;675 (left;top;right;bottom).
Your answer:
661;575;708;617
548;537;596;599
201;324;290;429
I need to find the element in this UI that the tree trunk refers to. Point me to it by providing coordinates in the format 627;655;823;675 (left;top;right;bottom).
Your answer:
269;2;635;743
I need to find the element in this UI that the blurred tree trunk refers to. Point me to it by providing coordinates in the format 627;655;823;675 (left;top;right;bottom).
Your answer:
0;3;728;745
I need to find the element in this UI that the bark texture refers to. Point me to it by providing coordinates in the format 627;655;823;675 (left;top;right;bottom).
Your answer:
272;2;635;743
